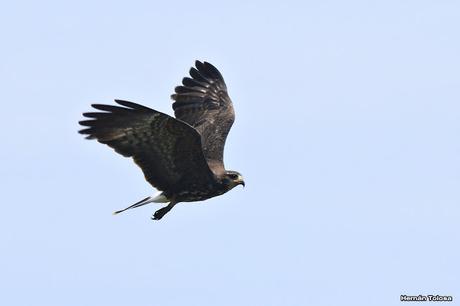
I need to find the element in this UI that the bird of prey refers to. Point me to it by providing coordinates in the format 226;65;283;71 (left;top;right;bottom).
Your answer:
79;61;244;220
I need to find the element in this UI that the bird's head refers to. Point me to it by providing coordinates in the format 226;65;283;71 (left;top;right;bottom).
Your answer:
223;170;245;190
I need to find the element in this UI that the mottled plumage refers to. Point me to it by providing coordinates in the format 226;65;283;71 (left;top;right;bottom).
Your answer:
79;61;244;220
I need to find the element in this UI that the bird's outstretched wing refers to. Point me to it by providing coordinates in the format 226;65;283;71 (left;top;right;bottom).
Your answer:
79;100;215;192
171;61;234;175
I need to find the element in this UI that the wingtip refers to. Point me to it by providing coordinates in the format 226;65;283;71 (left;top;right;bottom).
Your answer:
77;128;96;139
195;60;206;71
78;120;94;126
77;128;89;134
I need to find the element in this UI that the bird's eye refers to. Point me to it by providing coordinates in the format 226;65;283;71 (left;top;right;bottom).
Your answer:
229;174;238;180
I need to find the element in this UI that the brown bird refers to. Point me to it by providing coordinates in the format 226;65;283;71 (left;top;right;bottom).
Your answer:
79;61;244;220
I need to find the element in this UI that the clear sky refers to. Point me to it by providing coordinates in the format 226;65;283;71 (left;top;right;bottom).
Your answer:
1;1;459;305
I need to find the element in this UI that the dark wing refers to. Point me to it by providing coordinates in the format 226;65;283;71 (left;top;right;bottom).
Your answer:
171;61;234;175
79;100;215;192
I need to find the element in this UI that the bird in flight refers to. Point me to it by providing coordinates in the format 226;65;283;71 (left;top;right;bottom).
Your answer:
79;61;244;220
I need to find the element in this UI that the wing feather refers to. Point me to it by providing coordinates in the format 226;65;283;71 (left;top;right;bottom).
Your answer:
171;61;234;175
79;100;215;192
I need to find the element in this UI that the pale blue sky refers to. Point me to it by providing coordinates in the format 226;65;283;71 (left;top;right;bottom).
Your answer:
1;1;459;305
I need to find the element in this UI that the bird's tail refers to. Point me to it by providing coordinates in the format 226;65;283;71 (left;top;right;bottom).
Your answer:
113;193;169;215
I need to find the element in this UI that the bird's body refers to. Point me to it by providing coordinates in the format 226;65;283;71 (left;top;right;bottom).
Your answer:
79;61;244;220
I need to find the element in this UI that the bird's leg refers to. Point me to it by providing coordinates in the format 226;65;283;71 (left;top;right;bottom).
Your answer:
152;202;176;220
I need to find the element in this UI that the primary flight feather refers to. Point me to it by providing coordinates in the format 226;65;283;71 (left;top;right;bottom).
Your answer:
78;61;244;220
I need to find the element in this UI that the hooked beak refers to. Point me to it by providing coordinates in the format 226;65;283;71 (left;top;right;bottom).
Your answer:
237;176;245;188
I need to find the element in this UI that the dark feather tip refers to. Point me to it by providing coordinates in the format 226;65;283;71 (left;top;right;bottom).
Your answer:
189;67;207;83
114;99;152;111
78;128;93;135
78;120;97;127
203;62;224;80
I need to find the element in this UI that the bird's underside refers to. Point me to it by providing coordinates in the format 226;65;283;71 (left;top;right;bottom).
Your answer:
79;61;245;220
